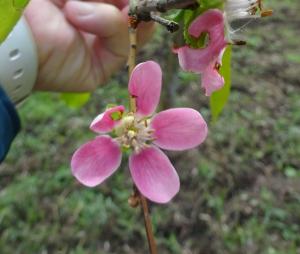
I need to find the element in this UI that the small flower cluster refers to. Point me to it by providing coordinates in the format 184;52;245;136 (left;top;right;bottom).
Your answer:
175;9;227;96
175;0;272;96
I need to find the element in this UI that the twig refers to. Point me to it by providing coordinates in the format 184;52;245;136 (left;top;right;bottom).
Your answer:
128;18;138;112
150;13;179;32
140;192;158;254
128;19;138;75
127;13;158;254
130;0;198;15
129;0;198;28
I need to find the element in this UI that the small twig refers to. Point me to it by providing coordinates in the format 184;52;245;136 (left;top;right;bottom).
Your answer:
129;187;158;254
129;0;198;27
128;16;138;113
140;193;158;254
130;0;198;15
150;14;179;32
128;18;138;75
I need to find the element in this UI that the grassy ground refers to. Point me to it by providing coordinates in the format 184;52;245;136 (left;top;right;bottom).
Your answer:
1;0;300;253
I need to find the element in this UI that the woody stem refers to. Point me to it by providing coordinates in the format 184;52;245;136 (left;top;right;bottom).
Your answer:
129;0;198;17
128;24;137;113
139;191;158;254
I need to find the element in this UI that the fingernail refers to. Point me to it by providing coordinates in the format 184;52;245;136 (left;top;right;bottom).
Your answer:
69;1;94;17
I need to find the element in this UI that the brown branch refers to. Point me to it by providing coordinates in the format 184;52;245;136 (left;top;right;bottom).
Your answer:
130;0;198;15
129;0;198;27
140;192;158;254
128;16;138;113
150;13;179;32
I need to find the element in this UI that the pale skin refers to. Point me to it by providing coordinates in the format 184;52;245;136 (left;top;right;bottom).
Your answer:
24;0;154;92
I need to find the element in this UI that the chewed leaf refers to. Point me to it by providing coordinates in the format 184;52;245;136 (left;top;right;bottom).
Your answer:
0;0;30;43
210;46;232;122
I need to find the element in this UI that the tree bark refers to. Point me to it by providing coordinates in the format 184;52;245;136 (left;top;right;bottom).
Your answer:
130;0;198;21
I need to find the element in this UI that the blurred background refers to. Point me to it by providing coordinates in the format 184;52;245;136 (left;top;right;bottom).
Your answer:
0;0;299;253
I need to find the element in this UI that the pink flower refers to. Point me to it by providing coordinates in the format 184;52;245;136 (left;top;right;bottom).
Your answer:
175;9;228;96
71;61;208;203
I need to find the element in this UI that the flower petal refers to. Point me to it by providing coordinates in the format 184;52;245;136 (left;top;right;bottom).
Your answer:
189;9;225;42
176;46;212;73
71;135;122;187
202;64;224;96
128;61;162;116
90;105;125;133
129;146;180;203
151;108;208;151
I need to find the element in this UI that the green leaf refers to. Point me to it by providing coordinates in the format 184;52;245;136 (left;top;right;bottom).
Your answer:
199;0;223;9
0;0;30;43
60;93;91;108
210;46;232;122
165;10;185;23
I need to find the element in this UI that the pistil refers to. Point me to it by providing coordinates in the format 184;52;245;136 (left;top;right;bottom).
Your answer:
114;115;154;153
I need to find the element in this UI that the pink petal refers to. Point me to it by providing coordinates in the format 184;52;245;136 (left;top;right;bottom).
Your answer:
176;46;212;73
151;108;208;151
189;9;225;41
71;135;122;187
129;146;180;203
90;105;125;133
202;64;224;96
128;61;162;116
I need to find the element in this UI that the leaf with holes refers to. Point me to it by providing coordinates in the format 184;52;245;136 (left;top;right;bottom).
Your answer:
0;0;30;43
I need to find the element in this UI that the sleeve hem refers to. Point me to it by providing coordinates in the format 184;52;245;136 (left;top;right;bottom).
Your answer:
0;86;21;162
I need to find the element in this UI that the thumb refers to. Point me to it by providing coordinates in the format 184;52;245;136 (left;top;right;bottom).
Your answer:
64;1;128;50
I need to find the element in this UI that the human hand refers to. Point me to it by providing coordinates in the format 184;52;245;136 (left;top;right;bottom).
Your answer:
24;0;154;92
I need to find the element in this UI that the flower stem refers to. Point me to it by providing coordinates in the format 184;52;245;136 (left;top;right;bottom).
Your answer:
128;13;157;254
128;27;137;75
139;191;158;254
128;19;137;113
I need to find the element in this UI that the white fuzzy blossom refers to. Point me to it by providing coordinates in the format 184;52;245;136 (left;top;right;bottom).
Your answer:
225;0;262;21
224;0;272;43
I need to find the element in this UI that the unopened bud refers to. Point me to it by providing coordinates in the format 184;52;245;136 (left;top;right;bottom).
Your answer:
128;195;140;208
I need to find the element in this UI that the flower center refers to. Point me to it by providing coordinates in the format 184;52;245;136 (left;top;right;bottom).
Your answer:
114;115;154;153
